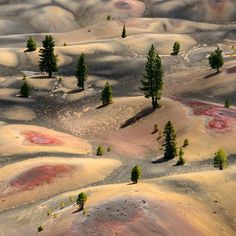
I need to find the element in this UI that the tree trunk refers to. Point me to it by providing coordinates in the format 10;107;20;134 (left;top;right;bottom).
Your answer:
217;67;220;73
49;71;52;78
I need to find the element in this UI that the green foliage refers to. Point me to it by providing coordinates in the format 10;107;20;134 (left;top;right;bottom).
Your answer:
47;209;52;216
39;35;58;77
140;45;163;109
121;24;127;38
162;121;178;160
59;202;65;209
69;196;74;203
26;36;37;52
107;146;112;152
131;165;142;184
38;225;44;232
183;138;189;148
176;147;186;166
224;98;231;108
107;15;111;21
20;79;31;98
77;192;88;210
76;53;88;90
96;145;104;156
208;47;224;73
214;148;228;170
101;82;113;106
172;41;180;55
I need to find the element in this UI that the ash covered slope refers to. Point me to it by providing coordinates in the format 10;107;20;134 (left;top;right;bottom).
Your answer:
0;0;236;36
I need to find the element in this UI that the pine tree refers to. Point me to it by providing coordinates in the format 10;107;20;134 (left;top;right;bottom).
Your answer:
172;41;180;55
26;36;37;52
224;98;231;108
176;147;186;165
39;35;58;77
214;148;228;170
162;121;178;160
20;77;31;98
101;82;112;106
208;47;224;73
96;145;104;156
121;24;127;38
131;165;142;184
76;53;88;90
76;192;88;210
140;45;163;109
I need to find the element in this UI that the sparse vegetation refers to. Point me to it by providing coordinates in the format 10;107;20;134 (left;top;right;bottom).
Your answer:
47;209;52;216
214;148;228;170
63;42;67;46
26;36;37;52
76;53;88;90
77;192;88;210
39;35;58;77
59;202;65;209
153;123;159;133
101;82;112;106
208;47;224;73
121;24;127;38
183;138;189;148
107;15;111;21
131;165;142;184
97;145;104;156
38;225;44;232
224;98;231;108
176;147;186;165
140;44;163;109
172;41;180;55
162;121;178;160
107;146;112;152
20;78;31;98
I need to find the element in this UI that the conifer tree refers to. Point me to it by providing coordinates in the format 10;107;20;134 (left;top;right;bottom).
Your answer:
76;53;88;90
172;41;180;55
101;82;112;106
131;165;142;184
224;98;231;108
208;47;224;73
76;192;88;210
121;24;127;38
39;35;58;77
26;36;37;52
140;45;163;109
176;147;186;165
20;76;31;98
162;121;177;160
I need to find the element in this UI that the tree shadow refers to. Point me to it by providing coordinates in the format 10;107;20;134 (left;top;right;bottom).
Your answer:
127;182;136;186
96;104;109;109
120;107;156;129
67;88;83;94
152;156;169;164
204;71;219;79
72;208;82;214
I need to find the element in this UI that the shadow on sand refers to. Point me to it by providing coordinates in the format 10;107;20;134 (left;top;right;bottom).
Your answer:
121;107;156;129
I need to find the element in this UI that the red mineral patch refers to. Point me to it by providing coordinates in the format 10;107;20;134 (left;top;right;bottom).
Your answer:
178;98;236;132
9;164;74;192
22;131;63;145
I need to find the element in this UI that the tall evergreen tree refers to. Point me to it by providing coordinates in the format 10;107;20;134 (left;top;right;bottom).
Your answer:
121;24;127;38
162;121;178;160
208;47;224;73
131;165;142;184
26;36;37;52
76;53;88;90
140;45;163;109
39;35;58;77
101;82;112;106
20;78;31;98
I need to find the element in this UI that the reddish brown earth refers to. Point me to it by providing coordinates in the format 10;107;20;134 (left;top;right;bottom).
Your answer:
3;164;75;195
47;198;201;236
181;99;236;132
22;131;63;145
